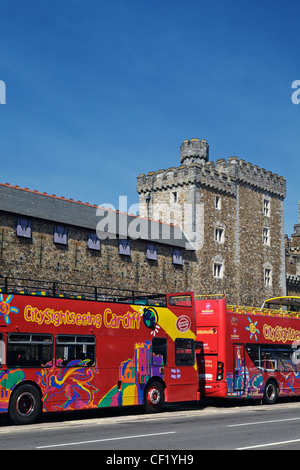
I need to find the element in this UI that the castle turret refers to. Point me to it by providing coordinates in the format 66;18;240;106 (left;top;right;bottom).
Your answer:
180;138;209;166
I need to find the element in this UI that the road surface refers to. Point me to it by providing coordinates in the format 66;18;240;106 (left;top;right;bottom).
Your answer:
1;398;300;452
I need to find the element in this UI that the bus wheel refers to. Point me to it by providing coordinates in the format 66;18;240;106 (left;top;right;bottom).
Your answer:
144;381;164;413
263;380;278;405
9;384;42;425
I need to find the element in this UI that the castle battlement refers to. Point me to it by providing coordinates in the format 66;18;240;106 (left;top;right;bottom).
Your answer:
137;140;286;199
137;162;236;196
180;138;209;165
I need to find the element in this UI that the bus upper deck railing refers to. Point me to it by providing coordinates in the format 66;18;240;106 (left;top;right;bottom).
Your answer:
195;294;225;300
0;275;167;306
227;304;300;319
195;295;300;318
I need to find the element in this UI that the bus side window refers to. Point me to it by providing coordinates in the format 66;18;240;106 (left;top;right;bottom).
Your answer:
152;337;167;366
6;333;53;367
56;335;96;367
175;338;195;366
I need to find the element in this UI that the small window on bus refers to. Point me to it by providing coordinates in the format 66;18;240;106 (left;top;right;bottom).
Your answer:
168;294;192;307
152;337;167;366
56;335;96;367
246;343;299;372
7;333;53;368
175;338;195;366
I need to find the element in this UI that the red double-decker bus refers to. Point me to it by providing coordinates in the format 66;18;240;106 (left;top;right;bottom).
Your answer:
196;295;300;404
0;276;198;424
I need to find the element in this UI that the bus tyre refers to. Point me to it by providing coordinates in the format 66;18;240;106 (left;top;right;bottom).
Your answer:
9;384;42;425
263;380;278;405
144;381;164;413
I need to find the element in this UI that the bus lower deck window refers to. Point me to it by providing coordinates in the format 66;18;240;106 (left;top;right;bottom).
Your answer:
7;333;53;367
152;337;168;366
175;338;195;366
56;335;96;367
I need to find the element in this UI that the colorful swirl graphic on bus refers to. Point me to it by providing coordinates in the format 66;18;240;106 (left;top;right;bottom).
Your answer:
0;295;19;325
0;369;25;412
35;360;100;411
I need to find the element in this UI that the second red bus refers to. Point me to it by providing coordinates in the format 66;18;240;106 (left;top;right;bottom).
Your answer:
196;295;300;404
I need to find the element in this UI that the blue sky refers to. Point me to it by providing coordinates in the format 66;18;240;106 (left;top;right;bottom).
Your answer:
0;0;299;235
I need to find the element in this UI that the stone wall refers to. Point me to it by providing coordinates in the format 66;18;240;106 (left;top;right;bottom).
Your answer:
0;208;196;295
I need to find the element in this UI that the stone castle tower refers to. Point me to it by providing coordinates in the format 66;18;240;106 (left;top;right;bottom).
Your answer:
137;138;286;305
180;138;209;166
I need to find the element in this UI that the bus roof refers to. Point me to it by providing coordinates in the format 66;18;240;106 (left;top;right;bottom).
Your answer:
262;296;300;308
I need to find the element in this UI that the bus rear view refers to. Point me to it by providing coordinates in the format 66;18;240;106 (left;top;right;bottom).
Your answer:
195;296;227;398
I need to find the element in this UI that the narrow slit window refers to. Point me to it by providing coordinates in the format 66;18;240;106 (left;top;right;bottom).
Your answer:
263;227;270;246
215;196;221;210
263;199;270;217
264;268;272;286
215;228;224;243
213;262;224;278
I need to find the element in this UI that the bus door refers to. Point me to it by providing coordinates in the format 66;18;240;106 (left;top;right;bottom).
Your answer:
233;344;245;392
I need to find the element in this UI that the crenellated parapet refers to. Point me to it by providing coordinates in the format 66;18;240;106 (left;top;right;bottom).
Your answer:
221;157;286;198
180;138;209;166
137;139;286;199
137;161;237;196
